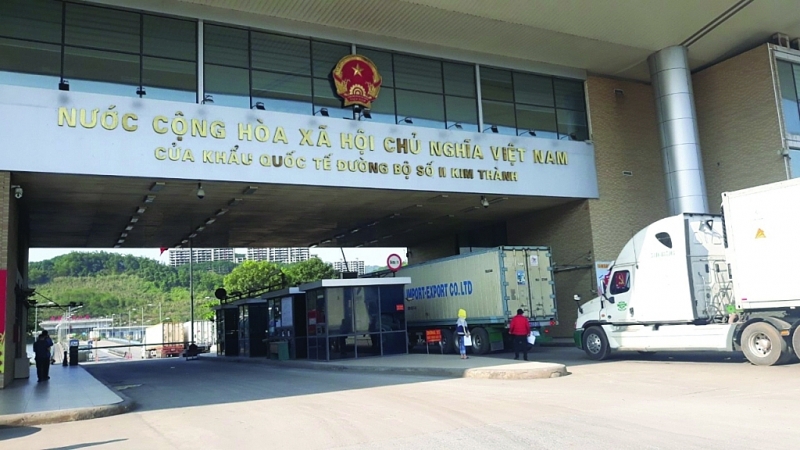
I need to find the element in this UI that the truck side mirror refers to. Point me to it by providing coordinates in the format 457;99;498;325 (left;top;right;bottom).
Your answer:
607;296;615;304
573;294;583;314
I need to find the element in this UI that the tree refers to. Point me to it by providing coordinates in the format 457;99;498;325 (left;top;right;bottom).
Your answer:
284;257;337;286
223;261;285;294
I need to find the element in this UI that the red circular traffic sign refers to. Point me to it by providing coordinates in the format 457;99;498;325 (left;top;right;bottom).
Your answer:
387;253;403;272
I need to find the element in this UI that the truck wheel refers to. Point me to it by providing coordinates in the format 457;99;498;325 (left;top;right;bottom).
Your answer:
582;326;610;361
470;327;491;355
741;322;787;366
440;328;455;354
793;327;800;361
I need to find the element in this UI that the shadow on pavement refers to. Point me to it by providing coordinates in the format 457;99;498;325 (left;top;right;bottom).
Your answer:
0;425;41;441
483;346;749;366
43;439;128;450
83;358;445;413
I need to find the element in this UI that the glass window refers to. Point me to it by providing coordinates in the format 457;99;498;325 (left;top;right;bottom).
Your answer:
359;48;393;87
312;41;349;79
445;96;479;132
610;271;630;295
554;78;585;111
252;70;312;114
0;0;62;43
443;62;475;97
777;61;800;136
482;100;516;135
396;89;444;128
204;25;248;67
394;54;442;93
514;73;554;107
480;67;513;102
379;286;405;330
143;16;196;61
0;39;60;89
64;47;139;97
143;57;196;103
790;149;800;179
65;4;140;54
516;104;557;139
354;287;378;333
313;78;351;118
556;109;589;141
326;288;350;335
367;87;396;124
252;32;310;75
204;64;249;108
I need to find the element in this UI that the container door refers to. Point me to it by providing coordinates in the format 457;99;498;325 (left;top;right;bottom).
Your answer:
525;249;556;322
502;248;533;318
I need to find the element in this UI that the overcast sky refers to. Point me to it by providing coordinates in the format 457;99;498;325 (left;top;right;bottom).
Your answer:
28;247;407;267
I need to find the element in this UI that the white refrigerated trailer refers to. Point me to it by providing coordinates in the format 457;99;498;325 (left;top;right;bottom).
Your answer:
575;178;800;365
398;246;556;354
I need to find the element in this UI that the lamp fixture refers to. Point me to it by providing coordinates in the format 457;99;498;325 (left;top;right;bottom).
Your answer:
215;208;228;216
117;239;124;244
196;183;205;199
205;218;216;225
448;122;463;130
483;124;499;133
114;244;121;248
196;226;206;232
309;243;319;248
350;228;360;234
58;79;69;91
242;186;258;195
121;233;128;238
369;239;379;244
480;196;490;208
150;182;165;192
357;108;372;120
189;233;197;238
181;239;189;244
228;198;242;206
518;129;536;136
136;87;146;96
397;116;413;124
314;108;329;117
252;102;265;110
321;239;332;244
202;94;214;104
334;233;346;239
144;195;156;203
136;206;147;214
559;133;577;140
130;216;139;223
125;225;134;231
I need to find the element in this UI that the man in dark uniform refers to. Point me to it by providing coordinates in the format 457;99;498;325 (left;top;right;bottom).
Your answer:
33;330;53;382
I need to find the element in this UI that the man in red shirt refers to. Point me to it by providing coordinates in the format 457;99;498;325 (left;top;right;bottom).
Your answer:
509;309;531;360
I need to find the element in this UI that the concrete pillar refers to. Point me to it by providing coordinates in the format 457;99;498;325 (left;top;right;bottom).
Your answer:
648;46;710;214
0;171;20;388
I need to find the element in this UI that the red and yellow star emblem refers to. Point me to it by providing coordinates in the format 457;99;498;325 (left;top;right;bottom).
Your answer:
332;55;382;109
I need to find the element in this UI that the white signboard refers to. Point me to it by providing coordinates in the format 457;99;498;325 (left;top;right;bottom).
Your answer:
281;296;293;327
0;86;598;198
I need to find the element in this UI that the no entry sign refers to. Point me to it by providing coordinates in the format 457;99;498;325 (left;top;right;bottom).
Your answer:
387;253;403;272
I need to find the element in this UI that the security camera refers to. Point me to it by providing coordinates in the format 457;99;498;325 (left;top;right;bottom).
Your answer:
196;183;205;200
480;195;489;208
12;185;22;199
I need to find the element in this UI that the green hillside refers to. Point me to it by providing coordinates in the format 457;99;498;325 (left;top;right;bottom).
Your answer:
28;251;337;330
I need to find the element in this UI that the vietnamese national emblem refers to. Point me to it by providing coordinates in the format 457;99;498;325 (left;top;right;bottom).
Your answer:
332;54;382;109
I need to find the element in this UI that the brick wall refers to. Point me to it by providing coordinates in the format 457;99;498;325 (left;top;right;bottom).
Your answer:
693;44;786;207
585;76;668;261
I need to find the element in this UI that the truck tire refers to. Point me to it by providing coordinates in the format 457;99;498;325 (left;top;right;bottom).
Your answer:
792;326;800;361
741;322;787;366
582;326;610;361
470;327;491;355
440;328;455;354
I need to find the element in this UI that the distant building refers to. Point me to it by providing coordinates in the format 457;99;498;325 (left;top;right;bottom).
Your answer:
247;247;310;264
168;248;236;266
333;259;365;275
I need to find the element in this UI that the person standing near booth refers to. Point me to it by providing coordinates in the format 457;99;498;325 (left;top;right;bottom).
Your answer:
509;309;531;361
456;309;469;359
33;331;53;382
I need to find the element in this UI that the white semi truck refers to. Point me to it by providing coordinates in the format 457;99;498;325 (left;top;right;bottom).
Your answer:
574;178;800;366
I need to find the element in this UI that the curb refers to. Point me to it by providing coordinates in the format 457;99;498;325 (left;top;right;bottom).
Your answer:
199;356;568;380
0;393;135;427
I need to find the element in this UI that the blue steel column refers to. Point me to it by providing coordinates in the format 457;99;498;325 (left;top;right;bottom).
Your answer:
648;46;709;214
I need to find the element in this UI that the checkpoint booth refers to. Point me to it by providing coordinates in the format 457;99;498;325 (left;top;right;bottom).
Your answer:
213;303;239;357
262;287;307;360
299;278;410;361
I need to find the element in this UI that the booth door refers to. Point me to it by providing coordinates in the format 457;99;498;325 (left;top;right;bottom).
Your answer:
223;308;239;356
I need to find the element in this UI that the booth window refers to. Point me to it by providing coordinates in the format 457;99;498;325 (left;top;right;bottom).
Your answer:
777;60;800;137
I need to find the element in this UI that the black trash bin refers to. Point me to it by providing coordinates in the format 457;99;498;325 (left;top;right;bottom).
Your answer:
69;339;79;366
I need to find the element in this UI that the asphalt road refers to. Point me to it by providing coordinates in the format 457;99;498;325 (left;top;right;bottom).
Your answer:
2;347;799;449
